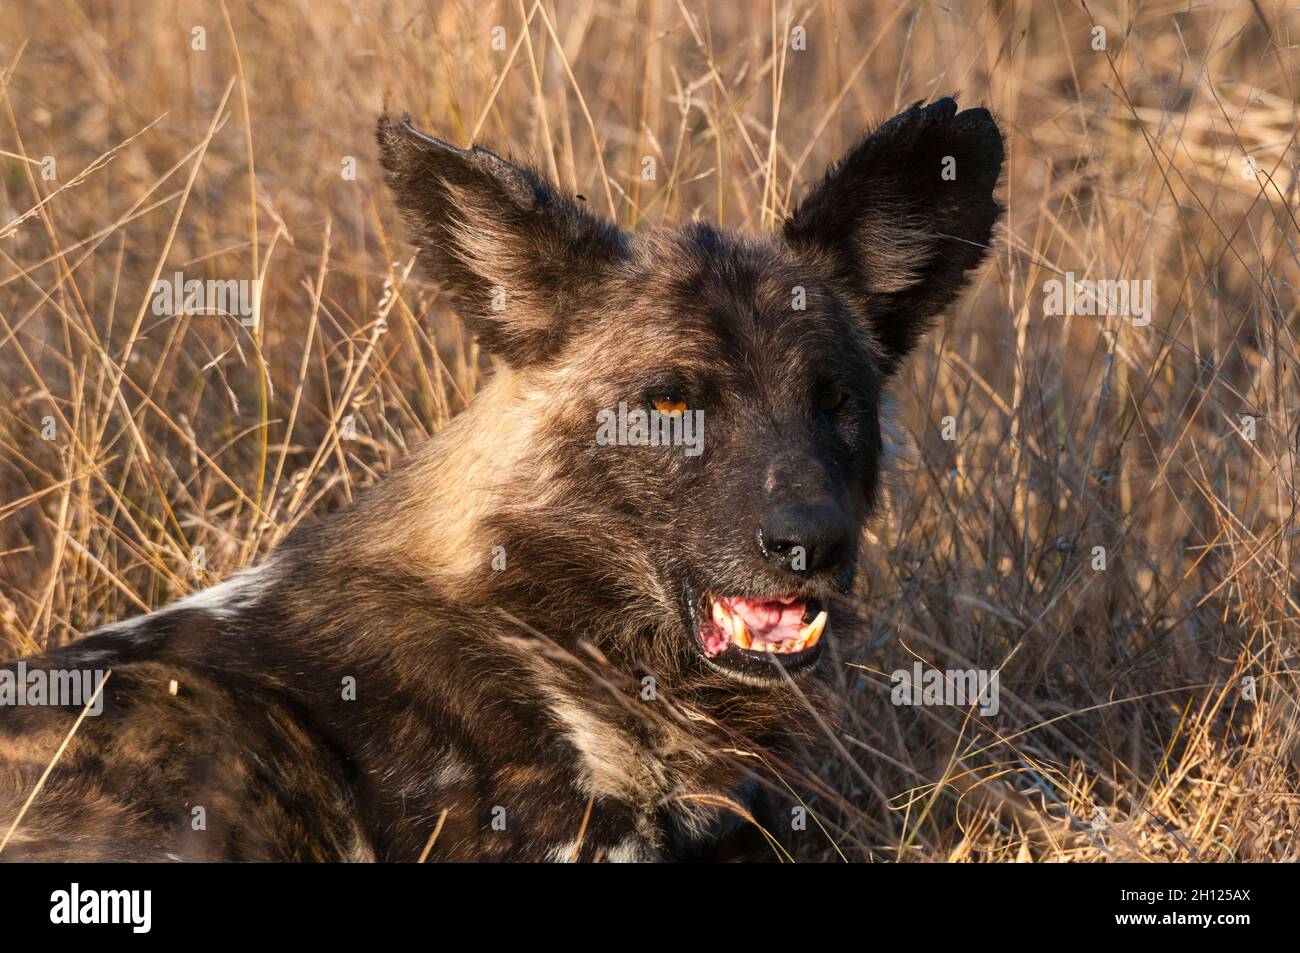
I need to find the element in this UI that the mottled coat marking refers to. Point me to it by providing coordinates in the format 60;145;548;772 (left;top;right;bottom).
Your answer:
0;99;1003;861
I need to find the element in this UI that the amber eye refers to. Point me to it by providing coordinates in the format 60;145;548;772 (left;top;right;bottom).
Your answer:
817;384;846;415
650;395;689;417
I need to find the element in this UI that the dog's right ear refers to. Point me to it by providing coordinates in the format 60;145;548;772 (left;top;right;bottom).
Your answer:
377;116;626;367
783;98;1003;377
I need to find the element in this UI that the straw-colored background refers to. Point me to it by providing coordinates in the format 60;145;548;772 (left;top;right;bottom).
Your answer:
1;0;1297;860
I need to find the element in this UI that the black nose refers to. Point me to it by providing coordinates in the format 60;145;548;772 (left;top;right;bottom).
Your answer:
757;504;850;573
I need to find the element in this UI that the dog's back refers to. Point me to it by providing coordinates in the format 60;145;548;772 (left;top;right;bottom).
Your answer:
0;578;367;861
1;555;760;861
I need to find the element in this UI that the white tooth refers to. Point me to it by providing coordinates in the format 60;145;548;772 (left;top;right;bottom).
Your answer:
711;599;731;633
732;616;752;650
797;610;828;648
784;629;812;653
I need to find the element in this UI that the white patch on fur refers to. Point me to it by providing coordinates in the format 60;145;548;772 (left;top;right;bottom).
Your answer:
547;835;656;863
430;756;472;789
546;694;644;803
605;836;656;863
546;839;582;863
169;561;278;619
85;561;279;642
347;829;377;863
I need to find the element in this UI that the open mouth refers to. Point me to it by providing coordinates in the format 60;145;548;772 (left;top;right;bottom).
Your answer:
691;591;829;678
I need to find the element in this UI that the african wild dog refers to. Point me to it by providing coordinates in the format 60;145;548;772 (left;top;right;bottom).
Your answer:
0;98;1003;861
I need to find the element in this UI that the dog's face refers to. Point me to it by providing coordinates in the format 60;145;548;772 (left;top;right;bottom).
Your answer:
378;100;1003;687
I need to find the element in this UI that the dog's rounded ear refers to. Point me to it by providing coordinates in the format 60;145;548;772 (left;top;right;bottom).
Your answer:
783;98;1004;376
377;116;627;367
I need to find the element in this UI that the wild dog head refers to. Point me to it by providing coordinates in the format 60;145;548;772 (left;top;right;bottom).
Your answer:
377;99;1003;689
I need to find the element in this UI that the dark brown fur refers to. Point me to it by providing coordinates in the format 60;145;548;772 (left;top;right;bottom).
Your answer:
0;98;1002;862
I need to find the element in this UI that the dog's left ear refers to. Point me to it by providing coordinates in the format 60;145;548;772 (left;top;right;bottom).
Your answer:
783;98;1004;376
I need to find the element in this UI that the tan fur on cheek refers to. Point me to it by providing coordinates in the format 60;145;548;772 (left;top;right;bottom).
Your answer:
335;366;565;596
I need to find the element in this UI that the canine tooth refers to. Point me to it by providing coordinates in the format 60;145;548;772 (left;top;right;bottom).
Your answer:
732;616;752;650
711;600;731;632
797;610;828;648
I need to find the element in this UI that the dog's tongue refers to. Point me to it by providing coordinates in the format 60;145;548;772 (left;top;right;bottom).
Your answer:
721;595;806;643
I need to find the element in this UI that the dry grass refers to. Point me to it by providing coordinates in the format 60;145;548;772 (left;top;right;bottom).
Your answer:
1;0;1297;861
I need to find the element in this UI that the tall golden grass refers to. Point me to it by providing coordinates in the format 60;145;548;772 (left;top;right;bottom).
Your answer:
0;0;1296;861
